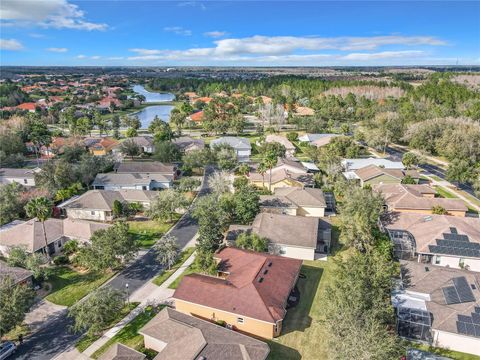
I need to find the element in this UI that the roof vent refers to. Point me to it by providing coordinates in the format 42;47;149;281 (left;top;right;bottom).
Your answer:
268;262;273;267
263;269;269;275
425;266;429;272
423;216;432;222
258;277;264;283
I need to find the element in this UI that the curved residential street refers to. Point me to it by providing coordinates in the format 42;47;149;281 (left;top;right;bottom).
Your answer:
12;167;213;360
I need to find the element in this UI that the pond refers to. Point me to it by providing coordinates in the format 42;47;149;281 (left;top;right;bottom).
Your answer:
132;84;175;103
131;85;175;128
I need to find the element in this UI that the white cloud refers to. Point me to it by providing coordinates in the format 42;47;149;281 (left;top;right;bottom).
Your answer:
177;2;206;10
76;54;86;59
129;48;162;55
29;33;46;38
47;47;68;52
91;55;101;59
107;56;124;60
164;26;192;36
0;38;23;50
341;50;425;61
204;31;228;38
0;0;108;31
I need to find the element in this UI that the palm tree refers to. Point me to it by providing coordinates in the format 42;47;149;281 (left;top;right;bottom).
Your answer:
25;197;53;259
263;155;278;192
257;162;268;190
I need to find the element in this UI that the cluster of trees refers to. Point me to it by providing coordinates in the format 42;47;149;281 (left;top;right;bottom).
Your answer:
202;97;247;135
0;82;30;107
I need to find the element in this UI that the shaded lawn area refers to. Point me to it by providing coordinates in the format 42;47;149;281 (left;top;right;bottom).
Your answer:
91;305;165;359
45;267;114;307
434;186;458;199
128;218;179;248
75;302;140;353
152;247;195;286
167;263;196;289
267;260;332;360
410;343;480;360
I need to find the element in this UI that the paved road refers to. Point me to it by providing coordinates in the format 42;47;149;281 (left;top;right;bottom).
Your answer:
383;146;477;197
13;167;213;360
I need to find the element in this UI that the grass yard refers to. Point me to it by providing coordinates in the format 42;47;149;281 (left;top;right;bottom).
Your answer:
128;218;179;248
91;306;165;359
267;259;333;360
45;267;114;307
152;247;195;286
434;186;458;199
75;302;140;352
167;263;196;289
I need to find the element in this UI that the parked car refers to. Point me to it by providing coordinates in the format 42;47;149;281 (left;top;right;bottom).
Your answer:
0;342;16;360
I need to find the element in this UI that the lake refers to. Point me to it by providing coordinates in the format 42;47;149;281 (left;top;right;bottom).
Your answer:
132;84;175;103
131;85;175;128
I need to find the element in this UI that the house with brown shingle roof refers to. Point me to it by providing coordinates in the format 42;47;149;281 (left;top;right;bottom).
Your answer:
392;260;480;356
346;164;419;187
173;247;302;339
260;187;327;217
381;212;480;272
0;218;110;257
135;307;269;360
374;183;468;217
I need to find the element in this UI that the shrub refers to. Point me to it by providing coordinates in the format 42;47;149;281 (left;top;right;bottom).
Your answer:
63;239;79;255
53;255;69;265
286;131;299;142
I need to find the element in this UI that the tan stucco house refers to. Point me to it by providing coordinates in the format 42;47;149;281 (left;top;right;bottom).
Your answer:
260;187;327;217
173;247;302;339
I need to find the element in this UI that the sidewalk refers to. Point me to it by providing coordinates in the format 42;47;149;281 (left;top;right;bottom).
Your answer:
81;247;197;358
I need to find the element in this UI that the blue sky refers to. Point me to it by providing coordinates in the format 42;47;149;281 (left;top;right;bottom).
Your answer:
1;1;479;66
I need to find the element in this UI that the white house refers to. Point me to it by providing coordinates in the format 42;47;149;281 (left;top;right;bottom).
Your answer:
392;260;480;356
210;137;251;162
0;167;41;187
381;212;480;272
341;157;405;171
92;173;173;190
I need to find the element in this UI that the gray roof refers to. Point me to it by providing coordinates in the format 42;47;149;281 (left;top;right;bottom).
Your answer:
0;168;37;179
252;213;320;248
274;187;326;208
172;136;205;151
114;161;175;174
93;173;173;187
98;343;146;360
210;137;251;150
139;307;269;360
0;261;33;285
63;190;158;211
341;157;404;171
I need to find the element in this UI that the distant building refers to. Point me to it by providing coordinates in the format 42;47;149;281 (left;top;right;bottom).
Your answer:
210;137;251;162
345;164;419;187
172;136;205;153
298;133;339;148
0;167;40;187
0;261;33;287
263;135;296;157
341;157;405;171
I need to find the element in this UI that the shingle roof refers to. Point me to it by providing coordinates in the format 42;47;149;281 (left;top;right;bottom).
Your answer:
374;184;467;212
172;136;205;151
252;213;319;248
139;307;269;360
115;161;175;174
264;135;295;151
63;190;158;211
354;165;419;182
0;261;33;285
0;168;37;179
210;137;251;150
274;187;326;208
98;343;146;360
92;173;173;187
341;158;405;171
399;261;480;336
249;168;314;187
382;212;480;254
173;247;302;324
0;218;110;253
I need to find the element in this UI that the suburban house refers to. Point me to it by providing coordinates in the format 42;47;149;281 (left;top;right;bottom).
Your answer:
98;343;145;360
298;133;339;148
210;137;251;162
392;260;480;356
173;247;302;339
374;184;468;217
172;136;205;153
341;157;405;171
114;136;155;154
226;213;332;259
128;307;269;360
260;187;327;217
84;137;119;156
93;161;176;190
0;167;40;187
344;164;420;187
249;159;314;190
60;189;158;221
188;110;204;124
381;212;480;271
0;261;33;287
0;218;110;257
263;135;296;157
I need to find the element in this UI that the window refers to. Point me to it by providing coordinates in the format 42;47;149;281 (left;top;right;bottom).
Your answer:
237;317;244;324
435;256;441;265
91;211;95;215
24;179;28;184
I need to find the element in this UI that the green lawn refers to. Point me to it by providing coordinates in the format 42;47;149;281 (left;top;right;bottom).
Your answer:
267;260;333;360
128;219;179;248
91;306;165;359
411;343;480;360
75;302;140;352
167;263;196;289
152;247;195;286
45;267;114;307
434;186;458;199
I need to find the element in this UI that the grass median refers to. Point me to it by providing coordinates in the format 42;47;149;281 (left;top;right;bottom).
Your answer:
152;247;195;287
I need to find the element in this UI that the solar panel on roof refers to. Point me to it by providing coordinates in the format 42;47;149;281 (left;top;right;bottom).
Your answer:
453;277;476;303
443;286;460;304
472;312;480;325
475;306;480;314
